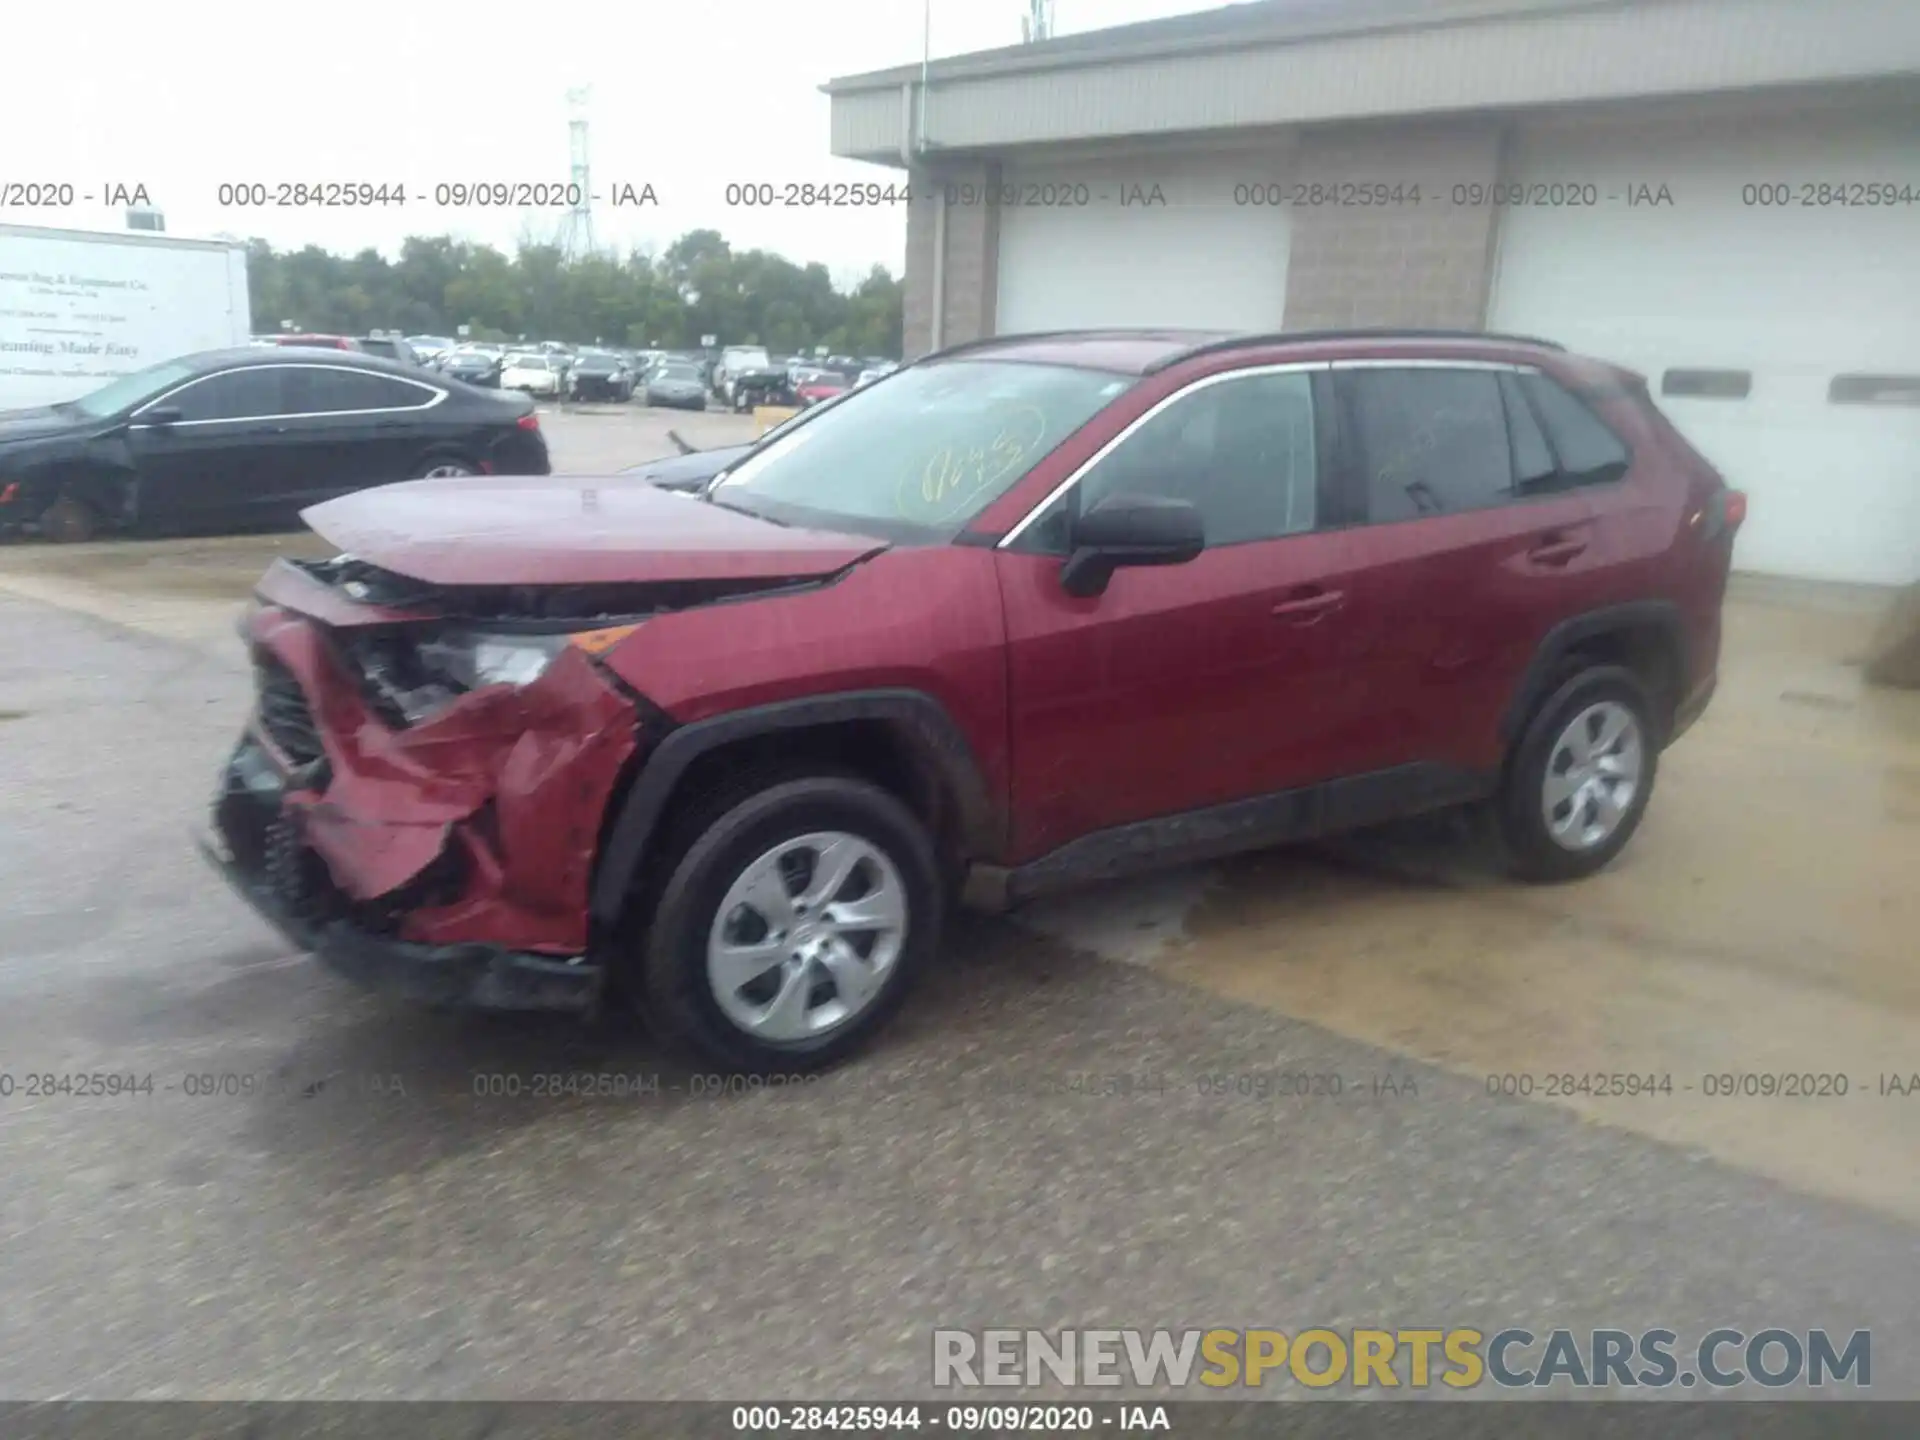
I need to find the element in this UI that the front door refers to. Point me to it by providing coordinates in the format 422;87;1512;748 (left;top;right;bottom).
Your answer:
994;366;1382;862
125;366;300;530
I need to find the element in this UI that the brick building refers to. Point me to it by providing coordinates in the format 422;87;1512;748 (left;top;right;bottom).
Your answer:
823;0;1920;583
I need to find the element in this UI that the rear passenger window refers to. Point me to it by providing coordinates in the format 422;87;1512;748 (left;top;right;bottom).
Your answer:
1345;368;1513;521
286;367;435;415
1499;372;1557;493
1519;373;1631;487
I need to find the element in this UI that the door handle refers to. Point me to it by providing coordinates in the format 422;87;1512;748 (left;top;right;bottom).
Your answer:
1271;588;1346;622
1527;534;1587;566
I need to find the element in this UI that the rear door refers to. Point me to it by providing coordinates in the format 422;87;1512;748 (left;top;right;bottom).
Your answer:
277;364;451;502
1330;361;1600;776
995;365;1382;860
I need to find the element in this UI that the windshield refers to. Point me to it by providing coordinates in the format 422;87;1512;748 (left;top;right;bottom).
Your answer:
713;359;1133;538
658;364;698;381
65;358;204;419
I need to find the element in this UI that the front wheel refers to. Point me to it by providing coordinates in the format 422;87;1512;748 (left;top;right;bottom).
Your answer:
39;494;100;543
1498;665;1658;882
633;776;943;1073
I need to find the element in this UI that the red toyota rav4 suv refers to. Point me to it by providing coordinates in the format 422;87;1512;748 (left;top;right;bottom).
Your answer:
202;329;1744;1072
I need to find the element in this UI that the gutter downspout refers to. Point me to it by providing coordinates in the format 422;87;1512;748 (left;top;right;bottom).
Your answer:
916;0;946;352
931;187;948;351
919;0;931;150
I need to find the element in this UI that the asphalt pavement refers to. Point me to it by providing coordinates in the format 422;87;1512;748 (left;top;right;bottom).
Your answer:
1;406;1915;1406
1;591;1917;1401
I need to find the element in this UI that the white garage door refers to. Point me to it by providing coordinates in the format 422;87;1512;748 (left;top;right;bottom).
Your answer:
995;154;1291;333
1487;110;1920;585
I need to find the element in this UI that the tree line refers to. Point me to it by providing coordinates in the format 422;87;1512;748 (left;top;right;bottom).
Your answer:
244;229;905;356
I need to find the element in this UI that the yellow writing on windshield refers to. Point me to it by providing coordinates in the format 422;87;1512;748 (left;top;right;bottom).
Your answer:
899;406;1050;522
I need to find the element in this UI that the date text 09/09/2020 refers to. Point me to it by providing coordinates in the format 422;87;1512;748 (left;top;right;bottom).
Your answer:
1486;1071;1920;1098
207;182;660;208
729;1405;1165;1434
10;1071;1918;1102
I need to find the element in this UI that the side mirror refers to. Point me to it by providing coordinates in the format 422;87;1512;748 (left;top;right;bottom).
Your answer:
140;406;183;428
1060;492;1204;598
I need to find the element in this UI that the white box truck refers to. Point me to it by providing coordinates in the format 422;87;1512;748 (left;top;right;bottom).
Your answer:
0;224;251;410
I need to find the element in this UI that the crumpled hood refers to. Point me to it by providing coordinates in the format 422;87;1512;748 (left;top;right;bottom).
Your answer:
300;474;887;586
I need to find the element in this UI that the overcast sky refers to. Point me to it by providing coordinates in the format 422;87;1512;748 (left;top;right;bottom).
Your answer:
2;0;1218;286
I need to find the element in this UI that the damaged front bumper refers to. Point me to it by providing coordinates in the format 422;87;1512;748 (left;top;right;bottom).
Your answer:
197;755;597;1010
203;595;646;1012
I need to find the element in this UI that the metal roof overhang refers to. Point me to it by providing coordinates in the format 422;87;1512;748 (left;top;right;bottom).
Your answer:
825;0;1920;166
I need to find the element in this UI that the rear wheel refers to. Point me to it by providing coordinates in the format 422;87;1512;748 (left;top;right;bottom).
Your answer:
39;494;99;543
632;775;942;1073
412;454;478;479
1498;665;1657;882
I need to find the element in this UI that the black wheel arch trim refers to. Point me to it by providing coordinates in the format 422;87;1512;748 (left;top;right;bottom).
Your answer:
1499;600;1689;747
589;687;1001;927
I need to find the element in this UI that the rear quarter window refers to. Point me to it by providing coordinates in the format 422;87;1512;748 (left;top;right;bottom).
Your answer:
1519;373;1632;487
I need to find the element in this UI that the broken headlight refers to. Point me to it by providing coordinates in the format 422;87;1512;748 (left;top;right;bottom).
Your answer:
344;629;577;726
415;631;573;690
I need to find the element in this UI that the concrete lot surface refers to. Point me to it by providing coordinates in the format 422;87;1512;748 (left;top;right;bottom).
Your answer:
1;410;1917;1400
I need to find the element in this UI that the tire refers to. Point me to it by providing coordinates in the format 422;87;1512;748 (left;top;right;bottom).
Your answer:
1498;664;1659;883
633;774;943;1074
412;454;478;480
39;494;99;543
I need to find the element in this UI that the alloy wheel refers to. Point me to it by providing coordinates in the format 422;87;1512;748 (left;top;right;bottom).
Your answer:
705;831;908;1042
1541;700;1644;851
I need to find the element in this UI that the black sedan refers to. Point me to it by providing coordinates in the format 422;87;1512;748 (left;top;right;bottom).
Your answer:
644;360;709;411
566;351;635;403
0;347;550;542
438;349;503;387
618;387;852;491
619;440;750;493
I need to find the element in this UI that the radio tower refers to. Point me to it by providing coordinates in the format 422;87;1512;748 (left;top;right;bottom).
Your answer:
1021;0;1053;42
559;87;594;258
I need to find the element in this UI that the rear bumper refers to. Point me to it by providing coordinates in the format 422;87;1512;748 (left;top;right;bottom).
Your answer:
571;379;630;400
202;739;599;1012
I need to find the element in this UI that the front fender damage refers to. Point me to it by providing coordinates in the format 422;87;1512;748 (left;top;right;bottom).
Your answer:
252;609;638;955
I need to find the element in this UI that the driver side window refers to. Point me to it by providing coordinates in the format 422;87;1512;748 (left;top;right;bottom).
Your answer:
160;368;290;423
1022;370;1319;554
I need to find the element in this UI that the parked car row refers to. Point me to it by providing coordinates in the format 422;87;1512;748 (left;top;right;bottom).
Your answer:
249;333;902;413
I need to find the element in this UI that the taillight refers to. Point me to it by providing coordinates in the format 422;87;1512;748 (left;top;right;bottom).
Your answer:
516;413;540;431
1697;487;1747;542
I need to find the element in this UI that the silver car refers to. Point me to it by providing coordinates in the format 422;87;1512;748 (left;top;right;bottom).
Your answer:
646;360;709;411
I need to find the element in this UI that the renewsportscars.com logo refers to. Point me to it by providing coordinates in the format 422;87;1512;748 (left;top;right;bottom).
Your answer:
932;1327;1871;1391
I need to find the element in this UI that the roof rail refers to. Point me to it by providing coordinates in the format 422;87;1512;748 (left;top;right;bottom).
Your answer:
1144;327;1567;372
914;327;1224;365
